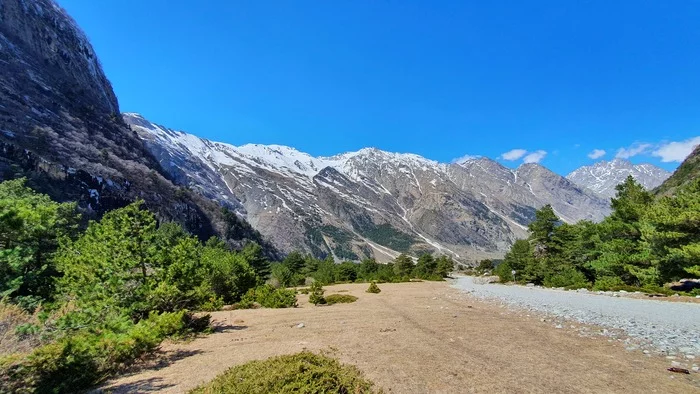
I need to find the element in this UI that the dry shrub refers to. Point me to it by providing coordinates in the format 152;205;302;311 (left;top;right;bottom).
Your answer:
0;302;43;356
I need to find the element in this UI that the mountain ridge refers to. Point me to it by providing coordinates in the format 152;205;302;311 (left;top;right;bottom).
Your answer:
566;158;671;199
125;113;611;263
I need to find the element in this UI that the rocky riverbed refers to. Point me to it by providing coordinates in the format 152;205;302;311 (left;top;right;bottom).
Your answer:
453;276;700;372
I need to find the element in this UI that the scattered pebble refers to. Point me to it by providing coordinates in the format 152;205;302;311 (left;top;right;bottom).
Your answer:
453;277;700;358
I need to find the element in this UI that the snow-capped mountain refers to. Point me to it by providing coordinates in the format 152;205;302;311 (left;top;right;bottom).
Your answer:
566;159;671;199
126;113;610;263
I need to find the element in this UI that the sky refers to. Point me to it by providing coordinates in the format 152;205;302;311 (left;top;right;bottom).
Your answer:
58;0;700;175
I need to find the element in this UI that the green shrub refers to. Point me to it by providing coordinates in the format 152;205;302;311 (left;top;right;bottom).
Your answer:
366;282;381;294
593;276;625;291
190;351;379;394
543;267;590;289
0;311;205;393
240;285;297;309
324;294;358;305
493;261;514;283
308;281;326;305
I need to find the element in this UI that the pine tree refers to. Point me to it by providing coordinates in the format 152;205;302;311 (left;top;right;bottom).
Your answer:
393;254;414;278
242;242;270;284
643;179;700;281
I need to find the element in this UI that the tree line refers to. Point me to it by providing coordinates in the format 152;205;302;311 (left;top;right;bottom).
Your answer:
490;176;700;292
0;178;454;392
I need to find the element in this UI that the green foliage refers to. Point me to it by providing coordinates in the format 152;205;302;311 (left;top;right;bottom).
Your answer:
393;254;414;278
0;180;271;392
0;178;80;306
240;285;297;309
324;294;358;305
242;242;270;285
190;351;379;394
434;255;454;278
366;282;381;294
643;179;700;282
358;223;415;253
1;310;208;393
270;263;295;288
499;175;700;292
308;281;326;305
543;266;590;289
475;259;494;273
655;145;700;195
335;261;358;283
201;238;257;304
592;276;625;291
413;254;436;278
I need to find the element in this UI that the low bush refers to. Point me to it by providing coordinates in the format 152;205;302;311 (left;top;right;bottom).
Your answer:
366;282;381;294
190;351;379;393
324;294;358;305
593;276;625;291
239;285;297;309
543;267;590;289
0;311;208;393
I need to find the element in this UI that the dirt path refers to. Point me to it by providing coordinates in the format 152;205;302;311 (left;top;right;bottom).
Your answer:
98;282;699;393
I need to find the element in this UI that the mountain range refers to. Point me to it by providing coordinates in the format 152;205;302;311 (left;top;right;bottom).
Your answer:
126;113;624;262
0;0;680;264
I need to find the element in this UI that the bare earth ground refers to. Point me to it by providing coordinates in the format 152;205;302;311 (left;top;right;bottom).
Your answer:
98;281;699;393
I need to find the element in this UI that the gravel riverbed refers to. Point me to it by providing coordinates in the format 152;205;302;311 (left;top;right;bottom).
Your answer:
453;276;700;365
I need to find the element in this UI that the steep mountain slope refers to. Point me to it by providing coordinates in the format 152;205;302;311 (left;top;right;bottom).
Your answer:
0;0;274;254
655;144;700;196
566;159;670;199
126;113;611;262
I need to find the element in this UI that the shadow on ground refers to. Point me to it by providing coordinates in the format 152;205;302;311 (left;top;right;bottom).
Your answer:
213;323;248;333
101;377;175;393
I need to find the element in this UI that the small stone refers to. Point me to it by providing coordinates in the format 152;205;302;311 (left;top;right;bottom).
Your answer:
671;361;681;367
296;323;305;328
686;355;695;360
555;324;563;329
643;350;650;354
692;366;700;372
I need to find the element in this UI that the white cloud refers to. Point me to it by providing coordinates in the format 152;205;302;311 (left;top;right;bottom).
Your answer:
451;154;480;164
500;149;527;161
523;150;547;164
587;149;606;160
615;143;652;159
652;136;700;163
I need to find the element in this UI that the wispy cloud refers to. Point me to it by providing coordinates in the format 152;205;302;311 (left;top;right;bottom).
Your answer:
451;154;480;164
500;149;527;161
587;149;606;160
615;143;652;159
652;136;700;163
523;150;547;164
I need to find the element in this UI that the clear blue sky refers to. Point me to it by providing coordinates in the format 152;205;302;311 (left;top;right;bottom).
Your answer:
58;0;700;175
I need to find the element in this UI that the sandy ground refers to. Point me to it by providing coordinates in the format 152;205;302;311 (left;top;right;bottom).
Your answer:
98;281;699;393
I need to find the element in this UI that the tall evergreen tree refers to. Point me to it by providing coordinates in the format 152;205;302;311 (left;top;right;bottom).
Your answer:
242;242;270;284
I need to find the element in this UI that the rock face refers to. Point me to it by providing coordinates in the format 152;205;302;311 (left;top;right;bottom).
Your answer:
567;159;671;199
0;0;274;255
126;114;611;263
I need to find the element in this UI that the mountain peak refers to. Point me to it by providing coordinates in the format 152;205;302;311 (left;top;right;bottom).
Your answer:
567;159;670;199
